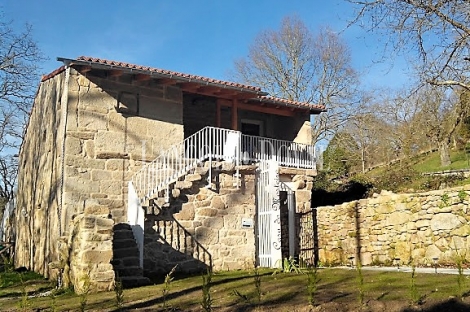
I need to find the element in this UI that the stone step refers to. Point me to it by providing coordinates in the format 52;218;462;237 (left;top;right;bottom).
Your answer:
113;238;139;249
114;223;132;231
113;246;139;259
175;180;193;190
112;256;140;268
115;266;144;277
113;230;135;240
185;173;201;182
119;276;152;288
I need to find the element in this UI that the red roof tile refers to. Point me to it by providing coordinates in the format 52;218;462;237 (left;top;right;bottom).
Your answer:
75;56;262;93
255;96;325;111
42;56;325;112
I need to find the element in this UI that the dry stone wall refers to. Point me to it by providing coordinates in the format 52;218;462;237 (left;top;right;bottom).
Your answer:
144;167;257;276
143;165;315;276
15;72;65;277
313;186;470;267
64;69;184;227
67;201;115;293
15;68;184;284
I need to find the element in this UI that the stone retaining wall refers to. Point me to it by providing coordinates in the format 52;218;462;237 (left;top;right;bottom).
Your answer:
312;185;470;267
69;202;115;293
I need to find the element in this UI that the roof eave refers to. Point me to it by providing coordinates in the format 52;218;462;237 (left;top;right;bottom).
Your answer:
57;57;268;97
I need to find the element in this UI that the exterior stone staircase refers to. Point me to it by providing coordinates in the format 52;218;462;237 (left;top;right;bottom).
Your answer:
111;223;152;288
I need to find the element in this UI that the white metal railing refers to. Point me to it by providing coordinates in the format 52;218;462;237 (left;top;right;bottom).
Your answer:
240;134;316;169
131;126;316;204
131;127;240;203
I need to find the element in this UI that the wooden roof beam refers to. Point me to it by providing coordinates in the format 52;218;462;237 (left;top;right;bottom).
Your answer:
134;74;151;81
78;65;92;74
155;78;179;85
219;99;298;117
109;70;123;77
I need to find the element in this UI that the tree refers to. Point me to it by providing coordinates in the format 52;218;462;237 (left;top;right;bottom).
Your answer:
415;86;469;166
323;132;360;177
232;16;360;143
347;0;470;90
0;17;44;211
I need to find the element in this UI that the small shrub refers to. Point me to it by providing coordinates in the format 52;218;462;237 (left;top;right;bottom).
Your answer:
458;190;467;202
200;269;213;312
456;255;466;300
254;265;262;304
306;265;319;306
79;271;91;312
18;273;29;311
409;264;420;304
356;262;364;307
114;275;124;310
162;265;177;311
273;257;302;274
440;193;450;208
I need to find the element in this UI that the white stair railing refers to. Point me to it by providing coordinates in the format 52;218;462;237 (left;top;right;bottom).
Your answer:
130;126;317;205
131;127;240;204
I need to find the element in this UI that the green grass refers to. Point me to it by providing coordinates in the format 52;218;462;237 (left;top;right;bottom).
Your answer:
413;149;470;173
0;268;469;311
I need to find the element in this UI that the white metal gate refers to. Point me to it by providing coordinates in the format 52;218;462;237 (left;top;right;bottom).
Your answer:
256;160;282;268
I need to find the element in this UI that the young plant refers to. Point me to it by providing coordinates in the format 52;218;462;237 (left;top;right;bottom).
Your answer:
273;257;302;274
306;265;319;306
49;290;58;312
356;262;364;307
456;254;465;300
114;275;125;310
253;265;262;305
162;265;177;311
458;190;467;202
200;269;213;312
409;264;420;304
18;273;29;311
79;271;91;312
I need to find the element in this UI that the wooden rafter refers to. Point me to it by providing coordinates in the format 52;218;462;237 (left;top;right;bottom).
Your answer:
78;65;92;74
135;74;151;81
218;98;302;117
155;78;179;85
109;70;123;77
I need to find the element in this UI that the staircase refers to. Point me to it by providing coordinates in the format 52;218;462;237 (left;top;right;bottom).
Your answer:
111;223;151;288
126;126;317;277
132;127;241;205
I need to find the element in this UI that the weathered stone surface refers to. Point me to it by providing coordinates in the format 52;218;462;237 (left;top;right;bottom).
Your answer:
430;213;462;231
211;196;226;210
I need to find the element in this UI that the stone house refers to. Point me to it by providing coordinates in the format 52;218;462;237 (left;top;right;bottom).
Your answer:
13;56;324;292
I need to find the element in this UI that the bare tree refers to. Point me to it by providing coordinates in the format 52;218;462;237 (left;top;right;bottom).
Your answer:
0;16;44;205
347;0;470;90
232;16;360;143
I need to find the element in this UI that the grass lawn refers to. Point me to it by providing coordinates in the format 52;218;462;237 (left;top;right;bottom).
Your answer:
1;268;470;311
413;149;470;173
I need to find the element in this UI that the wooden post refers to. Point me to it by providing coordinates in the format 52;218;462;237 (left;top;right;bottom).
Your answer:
231;99;238;130
216;100;221;128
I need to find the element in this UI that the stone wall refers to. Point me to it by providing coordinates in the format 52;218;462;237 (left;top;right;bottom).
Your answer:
63;69;184;227
15;68;184;282
144;166;257;275
143;165;315;276
15;72;65;277
67;201;115;293
312;186;470;267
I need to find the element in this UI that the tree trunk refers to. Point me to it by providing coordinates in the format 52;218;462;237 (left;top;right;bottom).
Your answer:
438;141;451;167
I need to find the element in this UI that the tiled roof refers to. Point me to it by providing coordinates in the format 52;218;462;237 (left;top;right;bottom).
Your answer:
43;56;325;112
75;56;263;93
255;96;325;112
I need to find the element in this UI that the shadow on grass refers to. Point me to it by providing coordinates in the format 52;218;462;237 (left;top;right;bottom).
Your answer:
108;272;273;311
402;298;470;312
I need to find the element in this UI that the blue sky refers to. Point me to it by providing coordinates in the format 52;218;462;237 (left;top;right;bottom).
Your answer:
3;0;411;91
